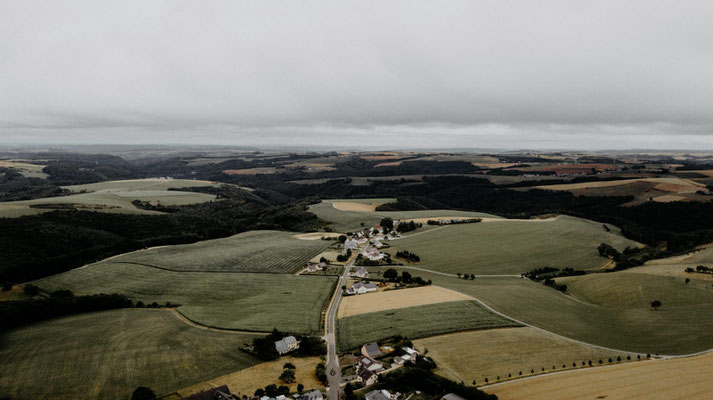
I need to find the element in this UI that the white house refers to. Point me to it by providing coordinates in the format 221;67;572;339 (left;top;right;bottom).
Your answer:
364;247;385;261
346;282;377;295
354;267;368;278
344;239;359;250
302;390;323;400
274;336;300;355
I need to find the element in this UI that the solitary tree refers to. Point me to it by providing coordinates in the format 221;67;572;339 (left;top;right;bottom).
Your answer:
283;362;296;370
457;273;462;279
651;300;662;310
685;278;690;285
339;235;347;243
297;383;304;394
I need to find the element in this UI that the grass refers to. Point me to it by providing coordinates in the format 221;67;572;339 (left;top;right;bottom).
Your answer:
0;309;261;400
34;263;337;334
557;271;713;308
487;351;713;400
336;300;520;352
106;230;332;274
308;200;499;232
0;178;221;218
62;178;222;192
415;327;638;385
385;215;641;275
386;268;713;355
176;355;324;398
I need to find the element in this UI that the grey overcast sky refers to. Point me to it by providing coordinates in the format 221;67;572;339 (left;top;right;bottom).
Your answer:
1;1;713;149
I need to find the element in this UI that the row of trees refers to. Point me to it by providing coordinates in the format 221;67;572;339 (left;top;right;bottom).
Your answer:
472;354;648;385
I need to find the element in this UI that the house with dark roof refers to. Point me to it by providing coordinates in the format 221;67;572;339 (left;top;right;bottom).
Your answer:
355;355;384;372
357;367;379;386
361;342;382;358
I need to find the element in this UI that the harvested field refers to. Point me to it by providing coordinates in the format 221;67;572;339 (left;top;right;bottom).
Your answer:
0;309;260;400
374;161;402;167
337;300;520;352
652;194;688;202
387;269;713;354
0;160;48;179
557;271;713;308
103;230;331;274
415;327;637;385
34;263;337;334
337;286;472;318
332;201;386;212
534;177;703;192
176;356;323;398
486;351;713;400
385;215;640;275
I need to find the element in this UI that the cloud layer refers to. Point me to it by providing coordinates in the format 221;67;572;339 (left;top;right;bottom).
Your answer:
1;1;712;149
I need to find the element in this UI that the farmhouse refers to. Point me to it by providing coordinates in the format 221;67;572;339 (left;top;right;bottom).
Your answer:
344;239;359;250
357;367;379;386
354;267;368;278
346;282;377;295
274;336;300;355
356;355;384;372
364;247;385;261
362;342;382;358
365;390;396;400
306;262;327;272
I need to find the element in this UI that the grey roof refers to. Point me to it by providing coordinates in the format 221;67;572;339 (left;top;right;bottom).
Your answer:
362;342;382;357
302;390;323;400
365;390;391;400
442;394;467;400
275;336;298;353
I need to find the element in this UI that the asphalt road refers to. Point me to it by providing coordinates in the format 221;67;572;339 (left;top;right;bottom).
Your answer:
325;250;359;400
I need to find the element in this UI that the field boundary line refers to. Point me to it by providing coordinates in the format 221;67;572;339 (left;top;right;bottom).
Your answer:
392;265;521;278
168;309;268;335
439;285;713;359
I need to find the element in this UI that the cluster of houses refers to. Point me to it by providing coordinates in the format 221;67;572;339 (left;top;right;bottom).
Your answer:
354;342;420;387
179;386;323;400
274;336;300;355
259;390;323;400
